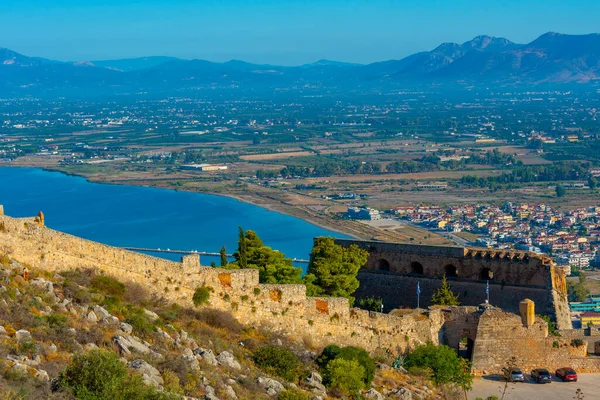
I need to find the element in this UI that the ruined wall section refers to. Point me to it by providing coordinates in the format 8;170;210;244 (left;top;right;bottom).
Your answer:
339;239;571;329
0;212;444;354
356;271;560;322
469;310;600;374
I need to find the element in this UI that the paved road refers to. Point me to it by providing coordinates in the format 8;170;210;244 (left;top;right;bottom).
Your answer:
470;373;600;399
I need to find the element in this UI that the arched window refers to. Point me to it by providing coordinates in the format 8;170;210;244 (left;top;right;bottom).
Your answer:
480;268;494;280
410;261;424;275
376;259;390;271
444;264;458;278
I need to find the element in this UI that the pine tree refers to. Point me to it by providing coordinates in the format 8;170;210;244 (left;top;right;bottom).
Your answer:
430;275;460;306
220;245;228;267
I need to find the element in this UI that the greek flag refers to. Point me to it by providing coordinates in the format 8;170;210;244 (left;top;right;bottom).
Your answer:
417;281;421;296
486;280;489;295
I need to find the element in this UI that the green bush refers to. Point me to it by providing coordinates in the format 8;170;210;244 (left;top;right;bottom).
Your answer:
44;313;69;330
278;389;310;400
316;345;375;387
124;307;156;336
192;286;212;306
323;358;365;394
405;342;472;387
539;315;559;336
356;296;383;312
253;345;302;382
571;338;585;347
90;275;126;297
58;349;180;399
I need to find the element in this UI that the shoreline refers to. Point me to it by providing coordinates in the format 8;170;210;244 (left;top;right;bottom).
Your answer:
0;164;359;239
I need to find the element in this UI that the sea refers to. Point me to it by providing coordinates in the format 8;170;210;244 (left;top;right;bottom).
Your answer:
0;167;346;267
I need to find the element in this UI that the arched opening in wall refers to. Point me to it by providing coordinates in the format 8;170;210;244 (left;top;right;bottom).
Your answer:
376;259;390;271
480;268;494;281
444;264;458;278
458;337;474;360
410;261;424;275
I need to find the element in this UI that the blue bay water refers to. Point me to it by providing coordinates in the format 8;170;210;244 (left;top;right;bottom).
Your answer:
0;167;346;265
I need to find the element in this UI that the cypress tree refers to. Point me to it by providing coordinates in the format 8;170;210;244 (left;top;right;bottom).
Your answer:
220;245;228;267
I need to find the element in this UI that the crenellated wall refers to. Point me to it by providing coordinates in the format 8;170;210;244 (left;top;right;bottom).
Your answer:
0;211;444;354
336;239;572;330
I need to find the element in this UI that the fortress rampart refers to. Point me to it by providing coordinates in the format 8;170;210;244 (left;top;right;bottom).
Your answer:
0;211;444;354
3;207;598;374
335;239;572;329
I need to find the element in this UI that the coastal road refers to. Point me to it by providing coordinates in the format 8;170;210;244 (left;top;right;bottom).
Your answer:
470;373;600;399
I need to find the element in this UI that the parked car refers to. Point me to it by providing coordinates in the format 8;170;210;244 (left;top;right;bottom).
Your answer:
555;368;578;382
531;369;552;383
502;367;525;382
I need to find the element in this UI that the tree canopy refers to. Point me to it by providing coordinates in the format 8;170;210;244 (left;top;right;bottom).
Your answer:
430;276;460;306
303;237;369;305
405;342;473;389
229;227;303;284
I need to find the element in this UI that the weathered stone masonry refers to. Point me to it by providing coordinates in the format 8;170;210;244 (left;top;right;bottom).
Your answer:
0;211;444;354
335;239;572;329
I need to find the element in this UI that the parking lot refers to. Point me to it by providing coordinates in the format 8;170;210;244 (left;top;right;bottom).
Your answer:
470;373;600;400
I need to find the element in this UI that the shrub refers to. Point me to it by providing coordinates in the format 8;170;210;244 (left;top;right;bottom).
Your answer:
405;342;472;387
323;358;365;394
192;286;212;307
44;313;69;330
253;345;302;382
539;315;559;336
316;345;375;387
124;307;156;336
278;389;310;400
196;309;244;333
58;349;179;400
90;275;126;297
571;338;585;347
356;296;383;312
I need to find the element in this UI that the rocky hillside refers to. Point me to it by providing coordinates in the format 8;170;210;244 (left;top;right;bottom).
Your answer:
0;256;446;400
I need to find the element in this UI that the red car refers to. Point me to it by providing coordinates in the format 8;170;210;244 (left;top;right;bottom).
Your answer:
555;368;578;382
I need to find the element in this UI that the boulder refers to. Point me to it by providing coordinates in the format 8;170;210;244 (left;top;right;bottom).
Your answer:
205;385;219;400
364;389;384;400
119;322;133;334
0;326;8;336
194;348;218;366
93;305;111;319
86;311;98;323
223;385;238;400
11;363;28;373
31;278;54;295
129;359;163;387
113;335;154;356
304;372;326;395
257;377;284;396
216;351;241;370
389;387;413;400
15;329;32;342
143;309;160;321
182;354;200;370
35;369;50;382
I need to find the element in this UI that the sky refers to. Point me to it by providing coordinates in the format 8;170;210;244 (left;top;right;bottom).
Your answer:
1;0;599;65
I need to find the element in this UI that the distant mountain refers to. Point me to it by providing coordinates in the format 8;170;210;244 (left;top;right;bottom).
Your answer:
1;32;599;96
90;56;183;72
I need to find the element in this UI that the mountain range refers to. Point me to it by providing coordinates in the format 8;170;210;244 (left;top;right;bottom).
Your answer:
1;32;599;95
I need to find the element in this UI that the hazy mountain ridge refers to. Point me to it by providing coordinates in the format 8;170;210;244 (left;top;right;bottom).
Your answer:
1;32;599;95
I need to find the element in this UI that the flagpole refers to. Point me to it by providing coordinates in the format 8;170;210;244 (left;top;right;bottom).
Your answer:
417;281;421;309
486;280;490;304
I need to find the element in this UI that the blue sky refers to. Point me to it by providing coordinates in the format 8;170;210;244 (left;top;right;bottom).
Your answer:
1;0;599;65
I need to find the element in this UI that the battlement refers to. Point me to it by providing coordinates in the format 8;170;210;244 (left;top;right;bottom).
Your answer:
335;238;571;329
0;208;445;353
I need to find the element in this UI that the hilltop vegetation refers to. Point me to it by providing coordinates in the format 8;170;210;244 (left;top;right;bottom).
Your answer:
0;255;461;400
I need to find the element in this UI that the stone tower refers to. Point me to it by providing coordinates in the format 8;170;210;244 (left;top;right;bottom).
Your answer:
519;299;535;327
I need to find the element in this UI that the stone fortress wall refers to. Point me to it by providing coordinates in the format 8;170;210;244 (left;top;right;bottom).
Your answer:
335;239;572;329
2;206;599;374
0;209;444;354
